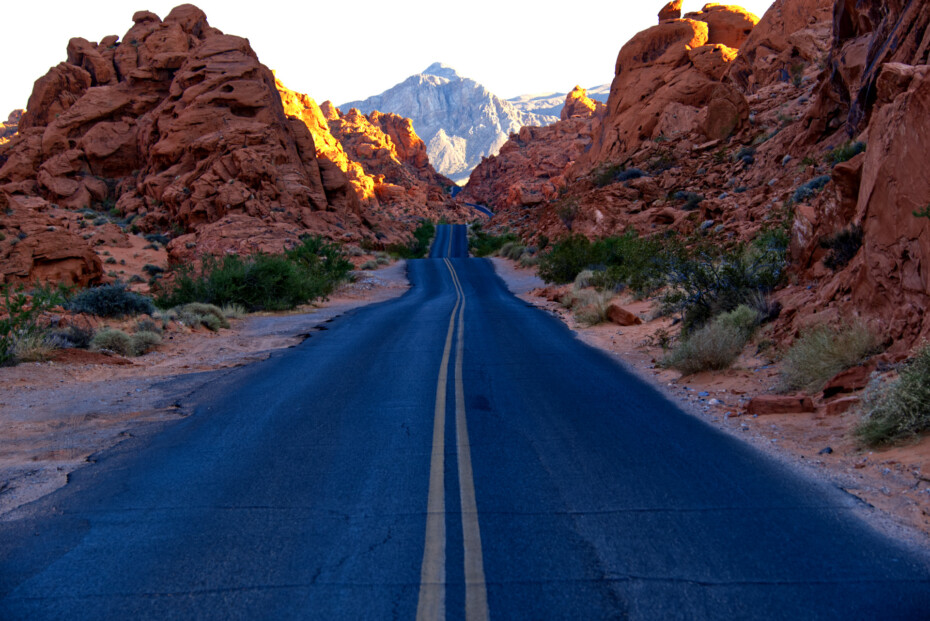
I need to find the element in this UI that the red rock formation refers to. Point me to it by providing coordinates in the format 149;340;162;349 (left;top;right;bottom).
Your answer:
0;4;460;278
581;10;751;169
727;0;833;92
684;4;759;49
659;1;683;22
560;86;604;121
0;110;21;144
458;88;603;211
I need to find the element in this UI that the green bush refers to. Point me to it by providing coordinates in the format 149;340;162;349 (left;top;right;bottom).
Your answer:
1;284;64;365
68;283;155;318
360;259;379;270
387;220;435;259
856;343;930;446
469;223;518;257
157;236;351;311
662;238;786;332
779;321;879;393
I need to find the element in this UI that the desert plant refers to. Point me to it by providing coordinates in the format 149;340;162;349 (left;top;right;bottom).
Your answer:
91;328;135;356
662;314;753;375
820;225;863;271
573;269;597;290
792;175;831;203
221;303;247;319
856;343;930;446
45;325;95;349
131;330;162;355
360;259;379;270
12;333;55;362
779;321;880;393
827;141;866;165
157;236;350;311
913;205;930;219
555;198;579;230
674;191;704;210
68;283;155;318
0;284;64;365
175;302;230;331
387;220;436;259
570;289;612;326
134;318;161;334
469;223;518;257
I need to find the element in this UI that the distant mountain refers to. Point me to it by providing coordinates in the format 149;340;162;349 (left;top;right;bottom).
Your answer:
341;63;559;184
507;85;610;119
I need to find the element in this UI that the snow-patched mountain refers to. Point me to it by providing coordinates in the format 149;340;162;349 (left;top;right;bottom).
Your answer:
341;63;558;184
507;84;610;119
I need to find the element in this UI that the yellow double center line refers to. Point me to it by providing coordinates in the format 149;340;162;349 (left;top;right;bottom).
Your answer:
416;256;489;621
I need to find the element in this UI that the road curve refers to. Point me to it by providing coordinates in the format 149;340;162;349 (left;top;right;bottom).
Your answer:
1;225;929;620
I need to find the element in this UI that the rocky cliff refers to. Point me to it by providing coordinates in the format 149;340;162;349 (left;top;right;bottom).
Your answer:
463;0;930;352
0;5;463;286
507;85;610;119
341;63;558;184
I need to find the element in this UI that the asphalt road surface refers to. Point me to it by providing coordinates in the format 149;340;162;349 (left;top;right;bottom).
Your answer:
2;224;929;620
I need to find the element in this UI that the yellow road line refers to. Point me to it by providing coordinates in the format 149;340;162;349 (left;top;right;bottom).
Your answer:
448;259;490;621
417;251;489;620
416;267;459;621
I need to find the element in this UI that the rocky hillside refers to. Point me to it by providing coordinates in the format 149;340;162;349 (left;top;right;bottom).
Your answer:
341;63;558;184
463;0;930;353
0;110;21;144
0;5;464;287
507;85;610;119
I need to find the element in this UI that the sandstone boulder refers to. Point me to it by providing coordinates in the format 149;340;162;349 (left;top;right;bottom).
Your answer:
746;394;816;415
606;303;643;326
659;1;683;22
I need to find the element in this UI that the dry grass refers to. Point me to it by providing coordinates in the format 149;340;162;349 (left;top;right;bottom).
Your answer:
12;333;55;363
856;343;930;446
779;320;879;393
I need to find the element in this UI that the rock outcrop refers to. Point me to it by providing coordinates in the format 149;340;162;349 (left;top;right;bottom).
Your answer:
342;63;559;184
0;5;464;283
507;85;610;120
0;110;21;144
459;88;604;211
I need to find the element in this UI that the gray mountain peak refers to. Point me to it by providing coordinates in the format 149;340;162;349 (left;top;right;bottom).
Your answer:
341;66;558;184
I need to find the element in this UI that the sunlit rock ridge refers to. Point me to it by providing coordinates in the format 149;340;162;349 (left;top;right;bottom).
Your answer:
341;63;559;184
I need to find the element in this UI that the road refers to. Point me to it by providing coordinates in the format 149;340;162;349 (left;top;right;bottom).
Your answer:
2;224;929;619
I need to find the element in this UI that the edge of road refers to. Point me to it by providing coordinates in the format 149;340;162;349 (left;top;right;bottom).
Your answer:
486;256;930;557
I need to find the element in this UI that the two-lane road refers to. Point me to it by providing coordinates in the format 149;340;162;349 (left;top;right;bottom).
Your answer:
2;225;929;619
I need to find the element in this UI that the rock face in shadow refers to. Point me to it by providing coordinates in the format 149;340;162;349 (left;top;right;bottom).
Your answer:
0;4;466;281
341;63;559;184
464;0;930;353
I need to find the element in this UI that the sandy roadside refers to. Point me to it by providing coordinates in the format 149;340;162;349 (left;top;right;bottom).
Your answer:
489;257;930;546
0;261;410;519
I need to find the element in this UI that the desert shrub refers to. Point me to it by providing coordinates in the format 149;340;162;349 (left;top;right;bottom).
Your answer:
1;284;65;365
573;269;597;290
68;283;155;317
662;314;753;375
175;302;230;331
134;318;160;334
360;259;379;270
594;165;647;187
662;235;786;332
792;175;831;203
555;198;579;230
674;191;704;210
142;264;164;276
12;333;55;363
828;141;866;165
45;325;95;349
469;223;518;257
519;253;539;268
735;146;756;166
221;303;247;319
91;328;135;356
498;241;526;260
131;330;162;355
820;225;863;271
387;220;435;259
716;304;761;336
856;343;930;446
779;321;879;393
157;236;350;311
568;289;612;326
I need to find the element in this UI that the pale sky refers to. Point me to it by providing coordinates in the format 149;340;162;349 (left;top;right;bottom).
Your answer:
1;1;775;117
